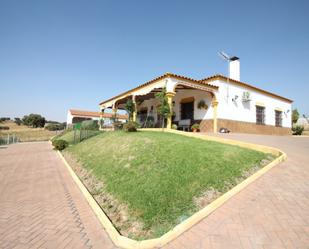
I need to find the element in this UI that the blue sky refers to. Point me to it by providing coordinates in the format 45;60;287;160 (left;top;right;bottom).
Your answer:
0;0;308;121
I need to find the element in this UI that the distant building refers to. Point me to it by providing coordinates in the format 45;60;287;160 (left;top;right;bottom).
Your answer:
66;109;127;128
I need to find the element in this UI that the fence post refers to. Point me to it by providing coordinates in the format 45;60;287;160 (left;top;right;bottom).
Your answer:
74;129;76;144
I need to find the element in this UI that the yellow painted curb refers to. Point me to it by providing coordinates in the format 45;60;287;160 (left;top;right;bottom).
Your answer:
55;130;287;249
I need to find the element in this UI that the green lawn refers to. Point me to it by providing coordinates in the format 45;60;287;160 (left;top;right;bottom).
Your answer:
62;131;273;239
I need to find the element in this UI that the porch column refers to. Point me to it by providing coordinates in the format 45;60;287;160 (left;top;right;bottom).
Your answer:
132;96;137;122
111;102;118;123
212;98;218;133
166;92;175;129
112;107;117;120
99;108;104;130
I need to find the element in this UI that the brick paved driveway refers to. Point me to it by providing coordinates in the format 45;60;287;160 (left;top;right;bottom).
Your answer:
1;135;309;249
0;142;117;249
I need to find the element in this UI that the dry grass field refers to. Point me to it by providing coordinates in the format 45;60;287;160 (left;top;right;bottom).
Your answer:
0;121;60;142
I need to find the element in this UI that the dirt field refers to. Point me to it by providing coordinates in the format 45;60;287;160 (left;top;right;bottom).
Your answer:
0;121;60;142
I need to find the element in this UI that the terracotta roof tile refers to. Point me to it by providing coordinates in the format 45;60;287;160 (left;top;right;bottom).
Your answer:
69;109;128;119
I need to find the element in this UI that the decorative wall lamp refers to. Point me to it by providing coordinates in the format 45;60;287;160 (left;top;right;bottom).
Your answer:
232;95;239;102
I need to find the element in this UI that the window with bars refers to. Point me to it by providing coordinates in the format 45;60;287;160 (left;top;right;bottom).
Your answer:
275;110;282;127
256;106;265;125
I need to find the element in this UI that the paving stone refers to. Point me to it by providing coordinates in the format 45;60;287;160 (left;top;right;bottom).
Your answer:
0;142;117;249
165;134;309;248
1;134;308;249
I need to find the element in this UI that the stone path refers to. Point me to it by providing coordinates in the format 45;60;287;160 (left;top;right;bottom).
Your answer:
0;142;117;249
1;134;309;249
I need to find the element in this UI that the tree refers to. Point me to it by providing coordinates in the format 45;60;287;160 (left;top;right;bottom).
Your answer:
155;87;171;129
22;114;46;128
124;99;135;121
292;109;299;124
14;117;22;126
0;117;10;122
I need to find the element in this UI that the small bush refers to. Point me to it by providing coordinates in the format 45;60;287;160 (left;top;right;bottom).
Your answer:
81;120;99;130
171;124;177;130
0;126;9;130
292;125;304;135
45;123;65;131
123;121;139;132
144;116;155;128
14;118;22;126
0;117;10;122
52;139;69;150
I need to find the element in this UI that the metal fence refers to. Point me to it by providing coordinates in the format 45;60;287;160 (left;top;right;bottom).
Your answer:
71;129;101;144
0;134;20;145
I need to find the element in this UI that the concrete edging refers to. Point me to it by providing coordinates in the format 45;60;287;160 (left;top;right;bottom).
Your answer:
55;130;287;249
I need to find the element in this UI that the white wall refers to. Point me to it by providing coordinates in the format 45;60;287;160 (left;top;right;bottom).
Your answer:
66;111;73;125
211;80;292;128
138;98;160;123
66;111;100;126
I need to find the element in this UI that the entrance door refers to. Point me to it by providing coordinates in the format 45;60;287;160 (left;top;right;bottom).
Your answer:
181;101;194;122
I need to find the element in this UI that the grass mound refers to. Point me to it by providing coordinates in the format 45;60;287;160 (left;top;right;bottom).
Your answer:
64;131;273;239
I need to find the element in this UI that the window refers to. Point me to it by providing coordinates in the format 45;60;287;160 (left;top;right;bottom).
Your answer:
275;110;282;127
256;106;265;125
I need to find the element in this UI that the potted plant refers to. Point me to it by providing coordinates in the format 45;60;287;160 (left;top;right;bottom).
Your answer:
242;91;251;102
197;100;208;110
191;123;200;132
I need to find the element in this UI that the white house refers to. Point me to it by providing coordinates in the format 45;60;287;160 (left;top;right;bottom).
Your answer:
99;58;292;135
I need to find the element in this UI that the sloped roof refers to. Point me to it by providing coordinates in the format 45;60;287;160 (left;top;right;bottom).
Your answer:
99;72;218;105
201;74;293;103
69;109;128;119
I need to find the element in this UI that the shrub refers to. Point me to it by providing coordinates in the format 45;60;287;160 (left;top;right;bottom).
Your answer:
45;123;65;131
292;109;299;124
14;117;22;126
81;120;99;130
52;139;69;150
171;124;177;130
144;116;155;128
124;99;136;121
123;121;139;132
113;121;123;130
292;125;304;135
0;126;9;130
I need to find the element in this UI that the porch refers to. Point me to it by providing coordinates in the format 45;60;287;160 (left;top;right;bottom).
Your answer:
99;73;219;132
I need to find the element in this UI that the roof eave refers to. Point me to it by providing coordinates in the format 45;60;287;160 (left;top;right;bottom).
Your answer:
201;74;293;103
99;73;218;106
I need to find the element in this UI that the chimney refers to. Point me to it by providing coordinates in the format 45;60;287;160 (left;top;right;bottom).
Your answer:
229;56;240;81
